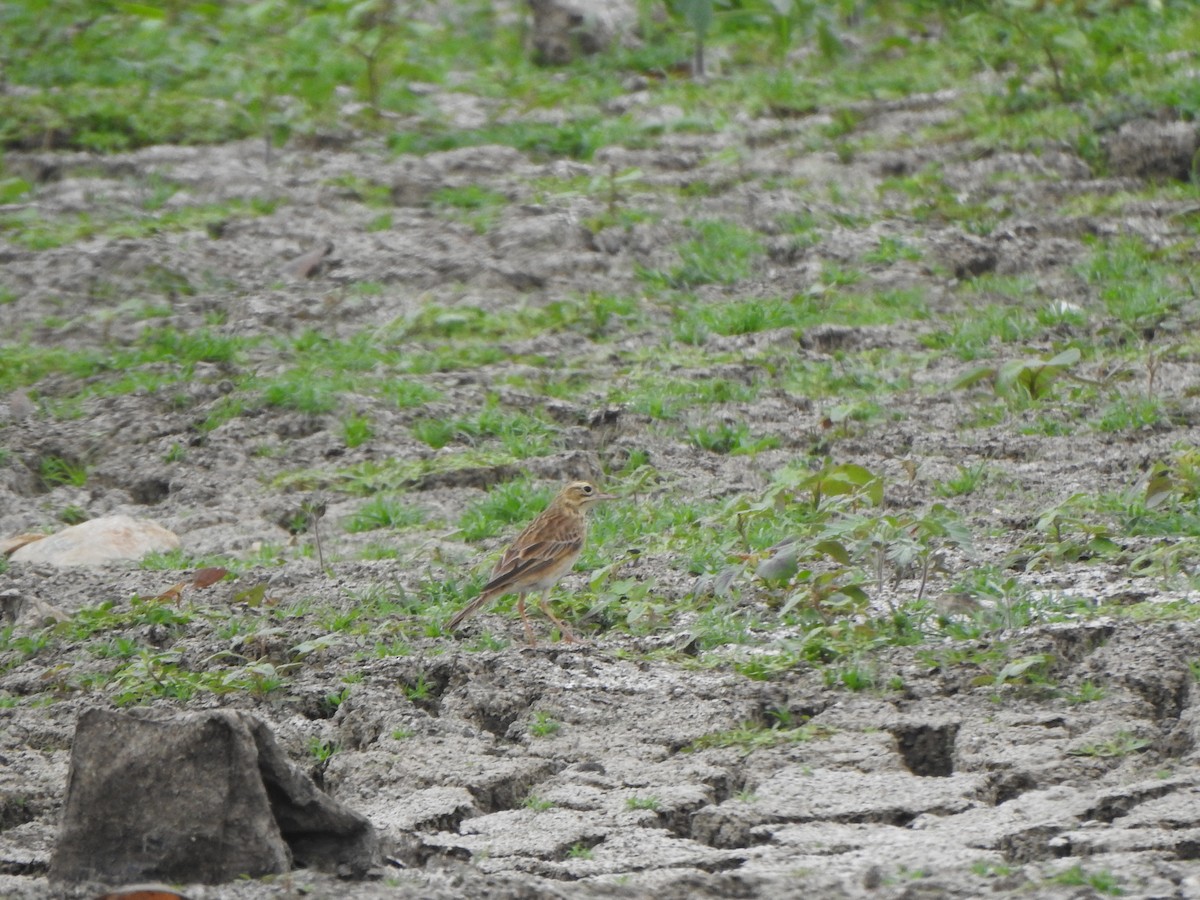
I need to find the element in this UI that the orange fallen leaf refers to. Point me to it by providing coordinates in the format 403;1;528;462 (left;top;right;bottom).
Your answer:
154;582;185;605
97;885;188;900
191;567;228;589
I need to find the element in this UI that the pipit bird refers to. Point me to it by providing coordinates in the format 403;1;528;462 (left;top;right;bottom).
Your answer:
447;480;615;644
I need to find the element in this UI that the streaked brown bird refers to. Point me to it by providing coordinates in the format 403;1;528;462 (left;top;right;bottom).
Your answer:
447;480;615;644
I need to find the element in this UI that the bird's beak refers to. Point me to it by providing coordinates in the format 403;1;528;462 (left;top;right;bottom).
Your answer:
594;490;617;502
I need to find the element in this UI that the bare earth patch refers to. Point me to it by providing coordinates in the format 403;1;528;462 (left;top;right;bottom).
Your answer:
2;91;1200;899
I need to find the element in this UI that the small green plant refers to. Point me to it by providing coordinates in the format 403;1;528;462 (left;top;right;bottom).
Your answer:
391;728;415;740
308;738;338;763
690;298;795;336
432;185;508;234
935;463;988;498
91;636;141;660
826;665;874;692
1047;863;1123;895
955;347;1082;402
567;842;594;860
863;236;921;265
402;673;433;703
39;455;88;488
689;422;780;455
341;414;373;448
677;0;713;77
262;375;338;414
1068;731;1150;759
383;380;440;408
373;639;412;657
529;711;561;738
974;652;1057;690
625;796;660;811
58;505;88;525
1027;494;1118;567
110;650;200;706
223;661;290;698
523;794;555;811
1096;396;1162;433
639;219;763;289
411;418;457;449
970;860;1013;878
1064;681;1106;705
346;496;424;532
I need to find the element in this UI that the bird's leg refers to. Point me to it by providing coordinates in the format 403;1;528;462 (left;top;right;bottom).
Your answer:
517;594;536;646
538;589;578;644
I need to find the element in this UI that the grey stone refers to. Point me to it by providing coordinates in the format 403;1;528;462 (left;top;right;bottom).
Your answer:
527;0;639;65
49;708;380;885
1104;119;1200;181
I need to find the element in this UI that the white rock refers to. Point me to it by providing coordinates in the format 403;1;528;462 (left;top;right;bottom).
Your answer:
9;515;180;566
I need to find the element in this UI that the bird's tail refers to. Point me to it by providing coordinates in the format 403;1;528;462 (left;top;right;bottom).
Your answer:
446;588;497;632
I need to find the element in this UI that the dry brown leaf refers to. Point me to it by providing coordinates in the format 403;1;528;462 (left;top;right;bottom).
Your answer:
154;582;185;605
191;567;228;589
96;886;189;900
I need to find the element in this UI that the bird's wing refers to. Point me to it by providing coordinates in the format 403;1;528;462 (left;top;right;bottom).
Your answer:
485;536;583;591
448;535;583;631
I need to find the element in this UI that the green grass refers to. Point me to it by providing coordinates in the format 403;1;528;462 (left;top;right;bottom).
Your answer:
1047;863;1124;896
528;711;561;737
382;380;441;408
922;303;1042;361
620;375;762;420
1079;235;1190;335
433;185;509;233
345;497;425;533
459;479;554;542
639;219;764;289
411;404;557;456
1;0;1193;161
0;198;277;249
674;288;927;344
274;450;544;497
689;422;780;456
262;375;339;415
341;415;373;448
38;455;88;489
0;327;254;395
935;464;989;498
625;796;660;811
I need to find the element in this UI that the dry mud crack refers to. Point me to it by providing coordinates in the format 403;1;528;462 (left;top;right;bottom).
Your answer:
2;85;1200;899
2;607;1200;897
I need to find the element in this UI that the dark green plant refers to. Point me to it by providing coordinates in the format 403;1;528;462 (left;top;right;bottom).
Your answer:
677;0;713;77
626;795;660;811
39;455;88;488
529;711;561;737
955;347;1082;402
308;738;338;763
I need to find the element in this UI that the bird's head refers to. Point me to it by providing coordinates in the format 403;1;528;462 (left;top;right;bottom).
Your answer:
558;480;616;512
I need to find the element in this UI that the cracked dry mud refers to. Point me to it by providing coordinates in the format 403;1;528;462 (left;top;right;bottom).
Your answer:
3;87;1200;899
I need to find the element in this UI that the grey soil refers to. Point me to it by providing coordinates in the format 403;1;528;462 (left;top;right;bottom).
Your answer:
3;87;1200;899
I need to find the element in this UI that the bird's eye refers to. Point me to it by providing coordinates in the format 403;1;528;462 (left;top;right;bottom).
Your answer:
582;484;593;493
